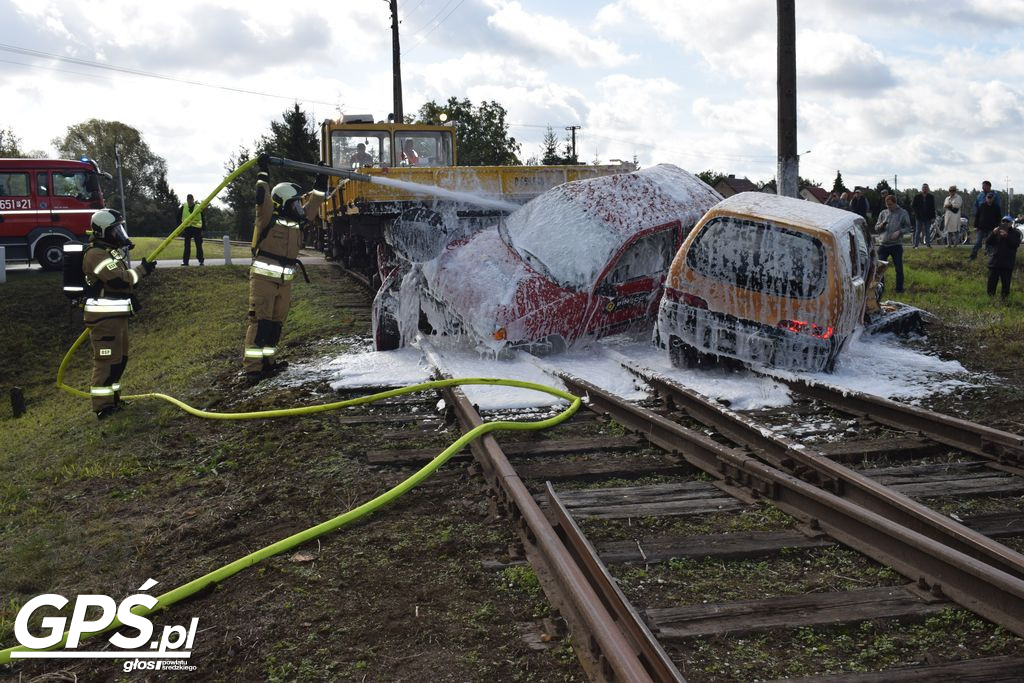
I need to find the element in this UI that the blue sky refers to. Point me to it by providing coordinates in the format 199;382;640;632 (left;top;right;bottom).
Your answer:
1;0;1022;198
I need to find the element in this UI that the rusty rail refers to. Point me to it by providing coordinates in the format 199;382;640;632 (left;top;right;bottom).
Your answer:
774;375;1024;467
608;353;1024;584
537;363;1024;638
421;340;683;682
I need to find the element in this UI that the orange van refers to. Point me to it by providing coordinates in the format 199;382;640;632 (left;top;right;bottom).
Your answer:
655;192;872;372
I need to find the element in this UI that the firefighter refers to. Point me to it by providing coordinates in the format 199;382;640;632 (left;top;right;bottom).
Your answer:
242;154;326;385
82;209;156;418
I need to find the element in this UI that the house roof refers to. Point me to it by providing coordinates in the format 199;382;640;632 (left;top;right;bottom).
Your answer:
801;186;830;203
716;175;759;194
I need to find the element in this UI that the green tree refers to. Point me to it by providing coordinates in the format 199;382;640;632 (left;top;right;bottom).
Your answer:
696;170;727;188
561;133;578;165
52;119;170;234
260;102;319;187
541;126;562;165
223;145;256;240
832;170;848;194
223;104;320;240
417;97;521;166
1;127;24;157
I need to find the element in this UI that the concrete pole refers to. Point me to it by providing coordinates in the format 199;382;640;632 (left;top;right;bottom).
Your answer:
777;0;799;198
223;235;232;265
0;246;6;283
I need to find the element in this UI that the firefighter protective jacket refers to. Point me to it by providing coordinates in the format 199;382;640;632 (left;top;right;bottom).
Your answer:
81;244;147;323
249;172;324;283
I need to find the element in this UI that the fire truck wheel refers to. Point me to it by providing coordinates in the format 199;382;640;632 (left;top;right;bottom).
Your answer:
35;237;66;271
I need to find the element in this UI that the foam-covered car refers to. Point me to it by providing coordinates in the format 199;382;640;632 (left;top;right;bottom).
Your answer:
656;192;873;372
373;164;722;351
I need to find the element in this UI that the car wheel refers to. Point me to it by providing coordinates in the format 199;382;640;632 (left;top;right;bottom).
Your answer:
35;237;66;271
376;309;401;351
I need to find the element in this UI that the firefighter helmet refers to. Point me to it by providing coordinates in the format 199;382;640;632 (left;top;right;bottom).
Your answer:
90;209;131;248
272;182;303;210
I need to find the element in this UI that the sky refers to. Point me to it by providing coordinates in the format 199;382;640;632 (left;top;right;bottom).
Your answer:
1;0;1022;200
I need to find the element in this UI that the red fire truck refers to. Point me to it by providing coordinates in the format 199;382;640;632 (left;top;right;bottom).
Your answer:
0;157;109;270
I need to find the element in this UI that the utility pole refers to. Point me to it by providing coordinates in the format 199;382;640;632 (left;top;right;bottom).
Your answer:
114;145;127;223
389;0;404;123
565;125;581;162
776;0;798;198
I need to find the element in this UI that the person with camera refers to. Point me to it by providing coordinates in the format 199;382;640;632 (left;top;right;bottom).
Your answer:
874;194;911;293
985;216;1022;300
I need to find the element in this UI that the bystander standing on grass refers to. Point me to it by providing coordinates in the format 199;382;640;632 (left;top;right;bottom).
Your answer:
985;216;1022;301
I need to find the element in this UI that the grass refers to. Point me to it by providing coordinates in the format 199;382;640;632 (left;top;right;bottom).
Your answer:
130;235;253;262
896;246;1024;361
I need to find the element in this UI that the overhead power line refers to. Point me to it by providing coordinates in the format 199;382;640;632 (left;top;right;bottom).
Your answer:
403;0;465;55
0;42;341;108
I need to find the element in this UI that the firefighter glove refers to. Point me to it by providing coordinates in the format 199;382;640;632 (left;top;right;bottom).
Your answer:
141;258;156;276
257;152;270;174
315;163;328;193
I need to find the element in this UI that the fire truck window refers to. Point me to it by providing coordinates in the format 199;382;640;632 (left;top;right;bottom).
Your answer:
37;172;49;196
53;172;89;199
0;172;30;196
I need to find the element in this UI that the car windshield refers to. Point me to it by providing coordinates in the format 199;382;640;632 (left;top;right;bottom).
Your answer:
686;216;827;299
500;191;623;290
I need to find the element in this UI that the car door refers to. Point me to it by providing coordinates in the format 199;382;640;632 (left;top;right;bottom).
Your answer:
589;226;678;336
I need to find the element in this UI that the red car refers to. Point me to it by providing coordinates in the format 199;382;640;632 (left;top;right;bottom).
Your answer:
373;164;722;352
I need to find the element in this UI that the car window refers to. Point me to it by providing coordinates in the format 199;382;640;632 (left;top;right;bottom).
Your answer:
53;171;89;199
603;229;674;286
37;172;49;196
686;216;827;299
852;219;869;276
0;172;29;196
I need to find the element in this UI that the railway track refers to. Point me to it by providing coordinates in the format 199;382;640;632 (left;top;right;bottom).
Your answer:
329;262;1024;680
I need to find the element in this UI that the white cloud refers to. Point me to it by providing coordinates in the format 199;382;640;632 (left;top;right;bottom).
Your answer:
483;0;636;68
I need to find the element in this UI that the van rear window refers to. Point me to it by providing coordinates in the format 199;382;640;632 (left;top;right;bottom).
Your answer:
685;216;827;299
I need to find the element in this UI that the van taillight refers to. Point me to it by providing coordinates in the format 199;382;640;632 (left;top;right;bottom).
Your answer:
778;319;834;339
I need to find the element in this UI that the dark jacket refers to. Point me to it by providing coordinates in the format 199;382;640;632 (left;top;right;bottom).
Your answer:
986;227;1022;269
849;195;869;218
975;201;1002;232
911;192;936;221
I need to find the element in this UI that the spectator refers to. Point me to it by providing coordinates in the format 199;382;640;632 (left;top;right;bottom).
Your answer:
826;191;841;207
970;191;1002;260
850;188;869;219
875;194;911;293
910;183;936;248
985;216;1022;300
349;143;373;167
837;191;851;211
973;180;1002;216
941;186;962;247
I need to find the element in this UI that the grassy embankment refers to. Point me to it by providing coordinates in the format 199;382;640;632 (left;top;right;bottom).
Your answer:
894;246;1024;364
130;236;253;262
0;265;584;682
